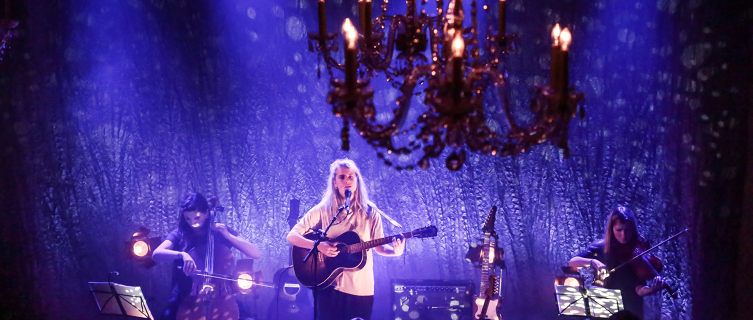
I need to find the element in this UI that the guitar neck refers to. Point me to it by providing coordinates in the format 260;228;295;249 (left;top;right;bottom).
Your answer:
346;231;414;253
479;233;495;298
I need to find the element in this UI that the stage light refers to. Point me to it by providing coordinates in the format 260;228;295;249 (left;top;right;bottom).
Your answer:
554;275;581;287
465;242;505;268
564;278;580;287
132;240;149;257
125;227;160;268
235;259;262;294
237;273;253;290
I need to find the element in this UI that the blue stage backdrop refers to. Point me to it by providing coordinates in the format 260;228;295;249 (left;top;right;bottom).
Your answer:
0;0;750;320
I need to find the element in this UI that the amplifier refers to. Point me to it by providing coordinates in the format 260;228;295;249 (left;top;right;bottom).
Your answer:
391;279;475;320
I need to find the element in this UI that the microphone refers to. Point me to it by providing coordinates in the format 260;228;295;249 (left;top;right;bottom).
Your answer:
344;189;352;210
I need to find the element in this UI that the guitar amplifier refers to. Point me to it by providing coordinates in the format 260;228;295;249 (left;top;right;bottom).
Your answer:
391;279;475;320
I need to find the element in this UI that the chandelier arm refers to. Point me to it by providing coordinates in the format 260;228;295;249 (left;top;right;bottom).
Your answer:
371;1;391;39
369;15;407;71
434;0;445;26
321;43;346;72
416;15;438;48
470;0;478;55
425;18;443;65
496;84;517;133
353;65;433;140
392;66;434;130
469;67;521;135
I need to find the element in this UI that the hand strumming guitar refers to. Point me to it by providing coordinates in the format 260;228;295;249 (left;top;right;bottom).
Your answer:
317;241;340;257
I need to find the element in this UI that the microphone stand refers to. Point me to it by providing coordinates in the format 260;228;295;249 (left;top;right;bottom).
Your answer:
303;204;348;263
302;203;349;320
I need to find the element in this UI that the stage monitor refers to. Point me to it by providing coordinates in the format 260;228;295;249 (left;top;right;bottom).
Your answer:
392;279;475;320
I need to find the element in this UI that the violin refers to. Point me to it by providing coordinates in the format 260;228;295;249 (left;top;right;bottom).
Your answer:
632;236;664;280
595;228;688;299
176;198;240;320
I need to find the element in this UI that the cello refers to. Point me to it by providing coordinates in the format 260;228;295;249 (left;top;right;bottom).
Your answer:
176;198;240;320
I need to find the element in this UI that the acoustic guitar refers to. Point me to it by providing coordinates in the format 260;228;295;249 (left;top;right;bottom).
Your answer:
267;199;313;320
291;226;438;288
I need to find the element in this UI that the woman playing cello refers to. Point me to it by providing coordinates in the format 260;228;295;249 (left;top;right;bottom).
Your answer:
153;192;261;320
569;206;665;319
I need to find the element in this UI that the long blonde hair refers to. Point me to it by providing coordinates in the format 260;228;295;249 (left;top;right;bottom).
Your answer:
603;206;639;255
319;158;371;217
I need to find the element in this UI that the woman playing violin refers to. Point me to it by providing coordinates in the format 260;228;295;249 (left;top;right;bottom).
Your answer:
152;192;261;320
569;206;664;319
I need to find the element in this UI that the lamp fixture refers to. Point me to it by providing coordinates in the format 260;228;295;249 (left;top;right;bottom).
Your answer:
234;259;262;294
125;227;160;268
308;0;585;170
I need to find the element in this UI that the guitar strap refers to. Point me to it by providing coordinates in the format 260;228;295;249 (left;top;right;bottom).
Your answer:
369;204;403;228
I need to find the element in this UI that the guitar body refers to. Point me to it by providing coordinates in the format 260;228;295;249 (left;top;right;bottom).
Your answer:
291;231;367;289
268;199;314;319
472;297;501;320
291;226;438;289
266;267;313;319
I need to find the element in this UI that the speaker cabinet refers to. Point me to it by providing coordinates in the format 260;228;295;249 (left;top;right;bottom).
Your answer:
391;279;475;320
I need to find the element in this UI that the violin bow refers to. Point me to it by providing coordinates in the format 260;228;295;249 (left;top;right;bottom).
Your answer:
180;268;276;289
609;228;689;274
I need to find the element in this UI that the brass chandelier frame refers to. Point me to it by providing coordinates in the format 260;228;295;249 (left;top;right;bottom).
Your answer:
308;0;584;170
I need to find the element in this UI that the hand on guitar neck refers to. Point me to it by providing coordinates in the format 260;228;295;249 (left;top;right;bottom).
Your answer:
291;226;438;289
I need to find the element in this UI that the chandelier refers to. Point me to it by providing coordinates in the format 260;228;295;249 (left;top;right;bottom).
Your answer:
307;0;584;170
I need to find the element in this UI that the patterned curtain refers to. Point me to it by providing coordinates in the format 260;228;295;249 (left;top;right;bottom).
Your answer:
0;0;749;319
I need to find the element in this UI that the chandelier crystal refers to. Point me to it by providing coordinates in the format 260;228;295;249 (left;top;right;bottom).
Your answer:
308;0;585;170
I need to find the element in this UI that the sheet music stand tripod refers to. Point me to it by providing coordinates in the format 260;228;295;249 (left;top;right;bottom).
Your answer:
89;281;154;319
554;284;623;318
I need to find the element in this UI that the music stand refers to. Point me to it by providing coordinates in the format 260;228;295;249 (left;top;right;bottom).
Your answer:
89;282;154;319
554;285;623;318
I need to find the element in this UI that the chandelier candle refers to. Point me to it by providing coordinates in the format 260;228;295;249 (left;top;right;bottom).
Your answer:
364;0;372;43
343;19;358;98
451;32;465;102
318;0;327;44
550;24;562;93
358;0;365;32
558;28;571;100
498;0;506;37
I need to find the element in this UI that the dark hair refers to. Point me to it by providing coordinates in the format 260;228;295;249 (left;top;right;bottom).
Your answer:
177;192;210;233
603;206;639;255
